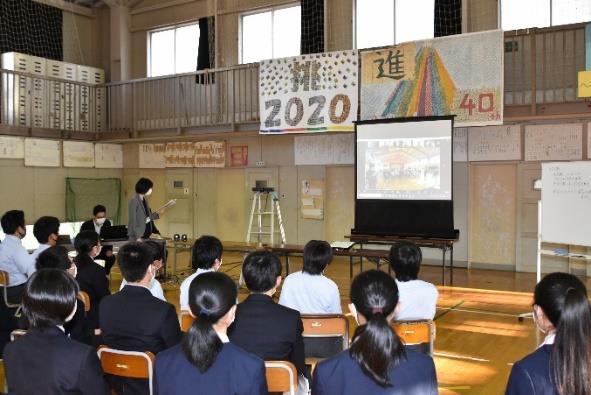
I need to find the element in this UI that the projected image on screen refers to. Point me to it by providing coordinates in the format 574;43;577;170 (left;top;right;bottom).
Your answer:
357;120;452;200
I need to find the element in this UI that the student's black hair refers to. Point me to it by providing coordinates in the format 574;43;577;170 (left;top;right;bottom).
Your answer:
1;210;25;234
36;246;71;271
183;271;237;372
73;230;99;255
349;270;406;387
22;269;79;328
191;235;223;270
33;216;60;244
534;272;591;395
242;250;282;293
93;205;106;216
302;240;333;275
117;242;153;283
135;177;154;194
144;239;165;262
389;241;422;282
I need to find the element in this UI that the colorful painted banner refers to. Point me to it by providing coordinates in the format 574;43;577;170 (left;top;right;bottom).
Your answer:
259;50;359;134
360;30;503;127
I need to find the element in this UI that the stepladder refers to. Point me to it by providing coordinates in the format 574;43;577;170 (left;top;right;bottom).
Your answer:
246;189;286;245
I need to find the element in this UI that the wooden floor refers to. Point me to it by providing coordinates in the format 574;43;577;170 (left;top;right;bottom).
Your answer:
3;250;590;394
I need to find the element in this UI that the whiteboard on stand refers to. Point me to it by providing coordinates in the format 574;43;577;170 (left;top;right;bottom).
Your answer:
541;161;591;246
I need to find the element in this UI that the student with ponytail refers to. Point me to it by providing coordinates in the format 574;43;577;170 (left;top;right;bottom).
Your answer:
154;271;268;395
506;272;591;395
312;270;437;395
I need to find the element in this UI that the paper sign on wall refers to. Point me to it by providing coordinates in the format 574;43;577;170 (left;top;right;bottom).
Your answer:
194;141;226;168
24;138;61;167
95;143;123;168
301;179;324;220
139;144;166;169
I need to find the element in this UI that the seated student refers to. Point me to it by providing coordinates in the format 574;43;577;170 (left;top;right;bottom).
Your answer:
30;216;60;262
229;251;308;390
312;270;438;395
34;246;92;345
74;230;110;331
179;235;223;311
80;205;116;274
3;269;109;395
119;240;166;301
0;210;35;355
505;272;591;395
155;272;268;395
279;240;341;314
100;242;182;395
389;242;438;320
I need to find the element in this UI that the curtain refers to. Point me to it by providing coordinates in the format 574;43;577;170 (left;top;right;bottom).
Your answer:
434;0;462;37
301;0;324;54
196;16;215;83
0;0;62;60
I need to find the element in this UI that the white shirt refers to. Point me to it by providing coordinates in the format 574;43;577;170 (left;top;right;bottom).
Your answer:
0;235;35;287
180;268;214;311
539;332;555;348
394;279;438;321
30;243;51;264
120;278;166;301
94;221;103;235
278;271;342;314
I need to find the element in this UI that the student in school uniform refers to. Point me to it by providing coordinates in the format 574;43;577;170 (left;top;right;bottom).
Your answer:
73;230;110;331
3;269;108;395
119;240;166;301
154;271;268;395
100;242;181;395
30;216;60;263
279;240;341;314
80;205;116;274
389;241;438;320
179;235;223;311
312;270;438;395
505;272;591;395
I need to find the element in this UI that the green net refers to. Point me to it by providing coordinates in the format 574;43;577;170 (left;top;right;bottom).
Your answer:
65;178;121;224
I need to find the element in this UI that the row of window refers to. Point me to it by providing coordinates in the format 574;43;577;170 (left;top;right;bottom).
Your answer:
148;0;591;77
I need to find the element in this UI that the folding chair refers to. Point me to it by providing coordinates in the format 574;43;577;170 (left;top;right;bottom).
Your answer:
301;314;349;372
77;291;91;313
179;310;194;332
10;329;27;342
0;270;20;309
265;361;297;395
392;319;436;356
97;346;156;395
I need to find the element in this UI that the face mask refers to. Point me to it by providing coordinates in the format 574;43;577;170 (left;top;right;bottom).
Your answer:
65;301;77;323
146;188;153;196
95;218;106;225
18;226;26;238
533;306;547;334
68;263;78;278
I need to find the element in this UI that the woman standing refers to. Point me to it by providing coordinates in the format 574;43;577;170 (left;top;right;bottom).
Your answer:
128;177;165;241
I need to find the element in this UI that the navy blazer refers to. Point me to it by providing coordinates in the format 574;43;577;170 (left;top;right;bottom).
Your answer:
228;293;307;377
3;326;109;395
75;254;110;330
154;342;268;395
312;349;438;395
505;345;558;395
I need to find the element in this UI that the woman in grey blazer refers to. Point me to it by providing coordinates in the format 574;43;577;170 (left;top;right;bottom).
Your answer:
127;177;163;241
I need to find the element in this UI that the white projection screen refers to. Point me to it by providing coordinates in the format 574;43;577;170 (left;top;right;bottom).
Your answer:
356;119;453;200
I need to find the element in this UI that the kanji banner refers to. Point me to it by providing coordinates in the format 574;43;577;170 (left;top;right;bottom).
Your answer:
360;30;503;127
259;50;359;134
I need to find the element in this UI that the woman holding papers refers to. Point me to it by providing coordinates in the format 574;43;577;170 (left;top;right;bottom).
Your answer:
127;177;173;241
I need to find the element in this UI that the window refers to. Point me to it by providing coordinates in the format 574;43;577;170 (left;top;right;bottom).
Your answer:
501;0;591;30
355;0;434;49
149;23;200;77
241;5;301;64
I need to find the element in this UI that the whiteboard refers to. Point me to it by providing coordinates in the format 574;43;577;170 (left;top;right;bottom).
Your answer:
542;161;591;246
139;144;166;168
63;141;95;168
525;123;582;161
95;143;123;168
24;138;60;167
468;125;521;161
453;128;467;162
295;134;354;165
0;136;24;158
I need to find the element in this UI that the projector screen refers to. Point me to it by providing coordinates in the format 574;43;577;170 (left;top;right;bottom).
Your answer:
353;117;455;238
356;119;452;200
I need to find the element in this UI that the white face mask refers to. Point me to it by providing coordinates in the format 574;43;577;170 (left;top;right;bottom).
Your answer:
68;263;78;278
146;188;153;196
95;217;106;225
65;300;78;323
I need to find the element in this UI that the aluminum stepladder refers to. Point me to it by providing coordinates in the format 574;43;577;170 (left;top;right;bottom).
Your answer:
246;187;286;245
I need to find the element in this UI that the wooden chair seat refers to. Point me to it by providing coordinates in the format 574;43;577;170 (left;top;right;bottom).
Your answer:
97;346;155;395
392;319;435;356
179;310;194;332
265;360;297;395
